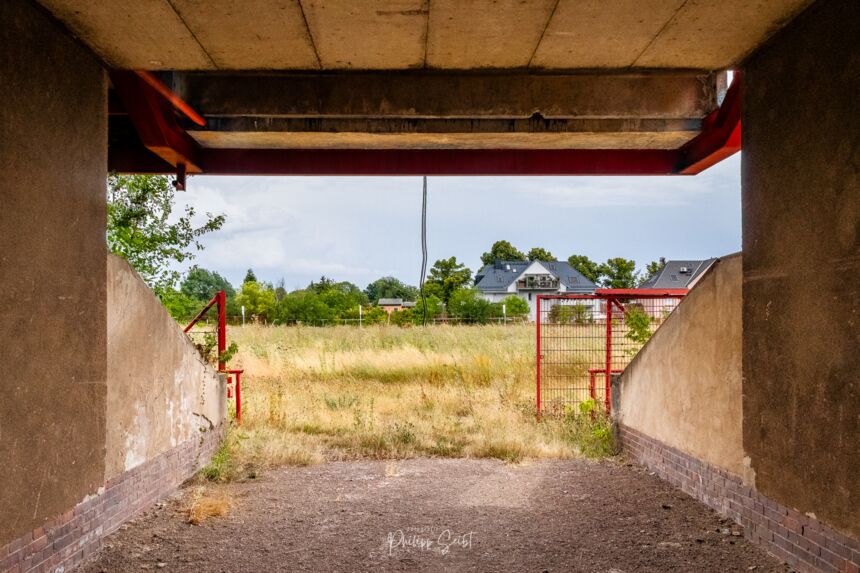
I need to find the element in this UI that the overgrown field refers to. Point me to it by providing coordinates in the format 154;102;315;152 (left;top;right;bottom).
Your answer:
208;324;613;480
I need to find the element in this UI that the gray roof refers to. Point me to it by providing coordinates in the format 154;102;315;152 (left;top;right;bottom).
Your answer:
639;259;716;289
377;298;403;306
474;260;596;294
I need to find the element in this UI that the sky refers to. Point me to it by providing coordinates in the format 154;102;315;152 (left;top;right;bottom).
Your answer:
172;154;742;291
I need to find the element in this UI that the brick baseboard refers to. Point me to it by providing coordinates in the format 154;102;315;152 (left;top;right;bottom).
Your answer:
619;424;859;573
0;426;225;573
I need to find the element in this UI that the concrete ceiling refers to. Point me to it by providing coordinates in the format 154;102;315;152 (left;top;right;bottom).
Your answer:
38;0;812;71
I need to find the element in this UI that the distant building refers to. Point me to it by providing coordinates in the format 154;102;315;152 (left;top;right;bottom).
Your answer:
377;298;416;315
474;260;596;321
639;259;717;290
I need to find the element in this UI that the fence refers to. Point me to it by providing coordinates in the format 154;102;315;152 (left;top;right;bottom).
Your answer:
184;291;244;423
536;289;686;416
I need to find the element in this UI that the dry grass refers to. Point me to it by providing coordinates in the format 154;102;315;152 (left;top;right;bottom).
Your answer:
185;487;232;525
216;324;610;477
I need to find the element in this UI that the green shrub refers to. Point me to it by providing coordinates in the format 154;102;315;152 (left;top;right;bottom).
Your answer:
559;399;615;458
624;305;653;345
200;439;234;482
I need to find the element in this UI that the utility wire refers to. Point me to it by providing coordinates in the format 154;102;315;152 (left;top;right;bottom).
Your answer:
420;176;428;326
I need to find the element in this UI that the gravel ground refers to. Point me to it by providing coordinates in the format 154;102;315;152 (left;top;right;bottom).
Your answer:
80;458;790;573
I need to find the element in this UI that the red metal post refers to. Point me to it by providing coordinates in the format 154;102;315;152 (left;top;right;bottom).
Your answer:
217;290;226;371
234;371;242;424
589;370;596;400
604;297;613;413
224;369;244;424
536;295;542;418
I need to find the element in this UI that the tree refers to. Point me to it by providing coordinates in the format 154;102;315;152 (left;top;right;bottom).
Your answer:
276;290;333;324
527;247;555;262
412;295;444;324
243;268;258;284
480;240;526;266
426;257;472;306
160;289;203;322
599;257;639;289
448;288;494;323
308;275;336;294
567;254;602;285
181;267;235;301
107;174;225;296
499;295;529;318
235;280;277;322
639;257;667;286
364;276;419;303
274;278;287;302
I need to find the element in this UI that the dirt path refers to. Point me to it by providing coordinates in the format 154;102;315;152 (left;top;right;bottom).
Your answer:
80;459;788;573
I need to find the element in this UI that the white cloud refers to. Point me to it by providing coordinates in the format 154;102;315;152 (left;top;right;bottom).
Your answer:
170;155;742;289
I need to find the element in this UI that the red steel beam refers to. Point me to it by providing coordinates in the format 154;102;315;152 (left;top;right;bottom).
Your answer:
110;71;203;173
676;73;742;174
199;148;678;176
134;71;207;127
594;288;689;297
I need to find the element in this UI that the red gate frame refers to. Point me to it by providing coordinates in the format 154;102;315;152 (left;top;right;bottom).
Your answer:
184;291;244;423
536;289;687;416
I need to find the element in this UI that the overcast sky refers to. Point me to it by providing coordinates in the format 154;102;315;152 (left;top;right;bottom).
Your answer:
173;154;742;291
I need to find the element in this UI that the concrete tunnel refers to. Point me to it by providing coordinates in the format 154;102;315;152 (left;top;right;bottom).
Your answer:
0;0;857;571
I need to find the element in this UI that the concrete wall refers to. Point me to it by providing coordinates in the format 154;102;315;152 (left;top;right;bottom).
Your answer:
106;255;225;480
615;255;744;476
742;0;859;540
0;0;108;546
0;1;226;550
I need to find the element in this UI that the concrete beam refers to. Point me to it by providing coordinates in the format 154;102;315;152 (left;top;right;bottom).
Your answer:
169;72;721;119
188;117;701;150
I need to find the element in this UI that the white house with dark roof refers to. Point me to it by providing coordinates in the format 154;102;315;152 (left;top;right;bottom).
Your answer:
474;260;596;321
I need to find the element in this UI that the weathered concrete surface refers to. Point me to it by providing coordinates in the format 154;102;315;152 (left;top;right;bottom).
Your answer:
36;0;213;69
169;0;318;69
303;0;427;69
175;72;719;119
742;0;860;540
106;255;225;480
37;0;812;71
0;0;108;546
426;0;556;69
633;0;813;69
615;255;743;476
532;0;687;68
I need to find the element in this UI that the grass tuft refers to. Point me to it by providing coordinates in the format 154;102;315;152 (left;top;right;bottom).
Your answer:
186;487;232;525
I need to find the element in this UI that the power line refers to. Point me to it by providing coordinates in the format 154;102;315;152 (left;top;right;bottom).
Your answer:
420;176;428;326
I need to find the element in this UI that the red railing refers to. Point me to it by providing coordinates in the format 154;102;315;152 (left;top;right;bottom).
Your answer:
536;289;687;416
184;291;243;423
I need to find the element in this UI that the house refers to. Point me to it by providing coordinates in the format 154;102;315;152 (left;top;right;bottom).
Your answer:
474;260;596;321
632;259;717;319
639;259;717;289
377;298;416;315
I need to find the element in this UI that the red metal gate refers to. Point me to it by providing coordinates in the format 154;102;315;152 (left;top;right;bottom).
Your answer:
184;291;245;423
536;289;686;415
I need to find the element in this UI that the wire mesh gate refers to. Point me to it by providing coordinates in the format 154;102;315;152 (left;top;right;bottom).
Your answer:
536;289;686;415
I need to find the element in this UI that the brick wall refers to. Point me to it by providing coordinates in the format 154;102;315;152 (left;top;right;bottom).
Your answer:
0;426;224;573
620;425;860;573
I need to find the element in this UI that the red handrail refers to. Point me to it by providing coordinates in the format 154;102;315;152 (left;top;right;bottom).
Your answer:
184;291;226;370
184;291;245;423
224;369;244;423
